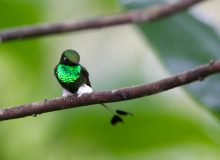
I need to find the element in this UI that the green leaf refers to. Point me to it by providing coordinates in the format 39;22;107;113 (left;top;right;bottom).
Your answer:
122;0;220;113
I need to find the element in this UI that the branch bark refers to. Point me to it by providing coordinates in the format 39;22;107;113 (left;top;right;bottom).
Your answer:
0;60;220;121
0;0;205;42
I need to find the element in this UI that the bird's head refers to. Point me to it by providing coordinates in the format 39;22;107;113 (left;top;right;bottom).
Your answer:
60;49;80;66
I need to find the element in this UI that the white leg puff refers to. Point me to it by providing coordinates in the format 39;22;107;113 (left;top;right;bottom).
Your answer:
77;84;93;97
62;88;72;97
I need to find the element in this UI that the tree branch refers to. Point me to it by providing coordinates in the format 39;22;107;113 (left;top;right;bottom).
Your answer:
0;60;220;121
0;0;205;42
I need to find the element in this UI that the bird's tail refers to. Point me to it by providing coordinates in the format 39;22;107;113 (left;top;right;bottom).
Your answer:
100;103;132;125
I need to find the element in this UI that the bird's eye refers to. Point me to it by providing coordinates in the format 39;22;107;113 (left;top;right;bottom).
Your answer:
63;57;67;62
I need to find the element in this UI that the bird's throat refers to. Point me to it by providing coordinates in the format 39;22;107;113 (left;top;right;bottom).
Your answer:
57;64;81;83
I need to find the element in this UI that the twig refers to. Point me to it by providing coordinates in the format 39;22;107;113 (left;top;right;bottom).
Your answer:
0;0;205;42
0;60;219;121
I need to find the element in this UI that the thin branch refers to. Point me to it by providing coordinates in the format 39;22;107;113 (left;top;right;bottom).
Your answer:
0;60;220;121
0;0;205;42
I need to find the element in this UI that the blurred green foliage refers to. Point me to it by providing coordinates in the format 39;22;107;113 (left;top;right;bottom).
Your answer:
1;0;220;160
138;12;220;112
123;0;220;112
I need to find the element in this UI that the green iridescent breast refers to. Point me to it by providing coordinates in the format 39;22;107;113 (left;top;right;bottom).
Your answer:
56;64;81;83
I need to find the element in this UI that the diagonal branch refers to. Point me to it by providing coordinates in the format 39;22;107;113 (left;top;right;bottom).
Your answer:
0;0;205;42
0;60;220;121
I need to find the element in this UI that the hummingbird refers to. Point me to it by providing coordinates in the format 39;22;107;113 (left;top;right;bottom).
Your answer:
54;49;132;125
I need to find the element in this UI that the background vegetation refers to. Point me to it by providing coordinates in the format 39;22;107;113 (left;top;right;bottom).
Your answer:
0;0;220;159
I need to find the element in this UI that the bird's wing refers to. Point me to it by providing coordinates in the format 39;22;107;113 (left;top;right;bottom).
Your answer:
80;65;92;87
